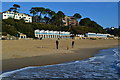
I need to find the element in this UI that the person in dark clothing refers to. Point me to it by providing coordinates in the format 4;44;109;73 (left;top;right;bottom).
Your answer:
56;40;59;49
40;37;42;40
72;40;75;48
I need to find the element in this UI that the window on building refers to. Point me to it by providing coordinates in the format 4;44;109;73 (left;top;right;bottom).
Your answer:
4;15;6;16
8;16;12;18
21;36;23;38
23;17;26;19
10;13;14;14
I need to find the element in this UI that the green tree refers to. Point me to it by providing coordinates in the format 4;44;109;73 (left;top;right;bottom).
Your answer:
57;11;65;18
73;13;82;20
30;7;45;23
30;8;37;22
44;8;51;17
106;27;119;36
8;4;20;18
2;24;18;36
54;11;65;26
43;8;51;23
37;7;46;22
2;32;7;36
48;11;56;18
79;18;91;26
44;16;50;24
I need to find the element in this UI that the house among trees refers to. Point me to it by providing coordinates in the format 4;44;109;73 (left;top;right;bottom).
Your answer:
63;16;79;26
19;32;27;39
1;11;32;23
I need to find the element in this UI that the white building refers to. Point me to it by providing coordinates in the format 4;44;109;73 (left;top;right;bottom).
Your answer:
19;33;27;39
35;30;71;39
1;11;32;23
85;33;113;38
76;34;85;37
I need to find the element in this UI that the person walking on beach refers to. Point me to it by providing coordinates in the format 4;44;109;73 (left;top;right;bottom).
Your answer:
72;40;75;48
56;40;59;49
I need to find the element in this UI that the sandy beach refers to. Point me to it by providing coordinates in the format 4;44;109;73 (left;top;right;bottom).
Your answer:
1;39;119;71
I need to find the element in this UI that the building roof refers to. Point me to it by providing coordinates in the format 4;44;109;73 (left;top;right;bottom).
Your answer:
2;11;32;17
65;16;77;20
18;32;26;36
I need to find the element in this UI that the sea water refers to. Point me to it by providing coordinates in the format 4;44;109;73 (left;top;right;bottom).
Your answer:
0;46;120;80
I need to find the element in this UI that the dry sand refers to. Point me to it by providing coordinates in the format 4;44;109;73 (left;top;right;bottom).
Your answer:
1;39;119;71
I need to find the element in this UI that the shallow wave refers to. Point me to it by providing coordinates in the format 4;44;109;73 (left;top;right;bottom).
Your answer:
0;47;120;79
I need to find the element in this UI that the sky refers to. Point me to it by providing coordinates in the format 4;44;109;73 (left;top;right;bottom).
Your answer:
2;2;119;28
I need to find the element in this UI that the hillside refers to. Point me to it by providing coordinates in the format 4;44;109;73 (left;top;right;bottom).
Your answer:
2;18;120;38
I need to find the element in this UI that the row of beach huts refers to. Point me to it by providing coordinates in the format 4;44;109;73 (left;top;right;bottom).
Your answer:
34;30;118;40
0;30;119;40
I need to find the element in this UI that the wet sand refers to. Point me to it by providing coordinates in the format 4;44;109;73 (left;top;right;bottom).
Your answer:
1;39;119;71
